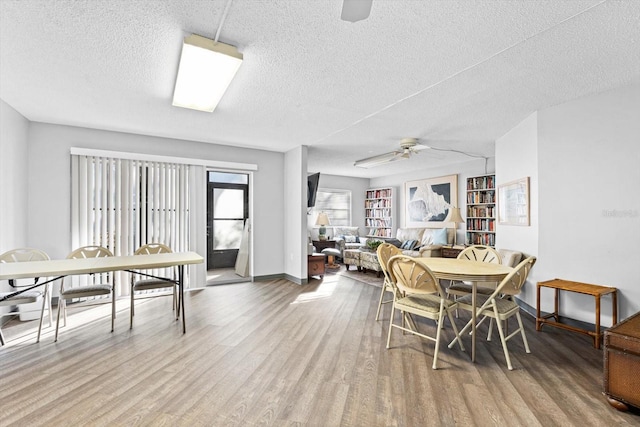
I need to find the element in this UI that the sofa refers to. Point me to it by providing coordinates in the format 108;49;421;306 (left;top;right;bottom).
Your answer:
389;227;455;257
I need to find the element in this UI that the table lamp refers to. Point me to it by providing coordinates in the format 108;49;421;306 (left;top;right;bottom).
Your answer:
444;207;464;246
316;212;331;241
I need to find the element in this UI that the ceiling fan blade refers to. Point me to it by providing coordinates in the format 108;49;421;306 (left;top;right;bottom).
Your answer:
354;150;404;168
341;0;373;23
412;143;431;152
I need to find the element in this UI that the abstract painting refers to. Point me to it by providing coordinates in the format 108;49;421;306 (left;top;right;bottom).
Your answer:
404;174;458;228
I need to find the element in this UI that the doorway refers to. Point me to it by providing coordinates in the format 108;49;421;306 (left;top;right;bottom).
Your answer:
206;171;249;276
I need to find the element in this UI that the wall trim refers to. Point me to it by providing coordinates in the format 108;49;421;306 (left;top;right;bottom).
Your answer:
253;273;308;285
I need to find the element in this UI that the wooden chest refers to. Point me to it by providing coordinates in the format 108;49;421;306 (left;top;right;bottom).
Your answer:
604;311;640;411
307;254;325;279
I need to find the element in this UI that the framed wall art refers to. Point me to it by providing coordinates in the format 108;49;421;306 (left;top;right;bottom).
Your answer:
497;177;530;226
404;174;457;228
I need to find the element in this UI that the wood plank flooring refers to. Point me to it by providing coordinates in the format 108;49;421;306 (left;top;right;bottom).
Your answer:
1;273;638;426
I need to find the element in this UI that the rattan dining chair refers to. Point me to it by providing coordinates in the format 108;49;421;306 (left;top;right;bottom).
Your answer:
130;243;176;329
386;255;465;369
448;256;537;370
375;243;402;321
0;248;53;345
55;245;115;342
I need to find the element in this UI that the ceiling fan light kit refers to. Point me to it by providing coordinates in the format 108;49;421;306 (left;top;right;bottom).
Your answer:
172;34;243;112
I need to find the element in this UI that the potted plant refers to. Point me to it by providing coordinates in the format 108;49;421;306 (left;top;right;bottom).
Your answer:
365;239;383;252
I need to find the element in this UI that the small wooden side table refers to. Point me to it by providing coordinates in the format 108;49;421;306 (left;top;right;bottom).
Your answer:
441;246;464;259
536;278;617;349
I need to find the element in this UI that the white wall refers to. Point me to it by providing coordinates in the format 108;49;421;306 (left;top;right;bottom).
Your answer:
370;157;496;244
495;112;540;306
497;84;640;323
537;84;640;322
26;123;286;280
283;146;307;282
0;100;29;252
307;173;370;240
0;100;30;319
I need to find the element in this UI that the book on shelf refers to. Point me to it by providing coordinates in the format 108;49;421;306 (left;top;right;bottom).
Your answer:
467;191;495;204
467;175;495;190
366;189;392;199
368;228;392;238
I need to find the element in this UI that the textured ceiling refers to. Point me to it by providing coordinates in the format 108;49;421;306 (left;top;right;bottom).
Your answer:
1;0;639;178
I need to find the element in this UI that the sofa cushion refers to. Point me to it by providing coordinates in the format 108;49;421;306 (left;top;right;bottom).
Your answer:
432;228;448;245
419;228;454;247
498;249;523;267
396;228;424;243
343;235;359;243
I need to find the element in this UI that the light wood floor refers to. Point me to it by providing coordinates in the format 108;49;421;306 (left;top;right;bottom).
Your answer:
207;267;247;285
1;273;638;426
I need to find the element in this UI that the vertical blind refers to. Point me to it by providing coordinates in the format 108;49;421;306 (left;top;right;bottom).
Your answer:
71;155;191;295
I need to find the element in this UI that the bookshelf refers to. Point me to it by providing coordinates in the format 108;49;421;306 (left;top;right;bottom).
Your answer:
365;187;393;238
466;174;496;246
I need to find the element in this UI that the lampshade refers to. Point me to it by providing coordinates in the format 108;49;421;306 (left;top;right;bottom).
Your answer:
444;207;464;224
315;212;331;226
172;34;243;112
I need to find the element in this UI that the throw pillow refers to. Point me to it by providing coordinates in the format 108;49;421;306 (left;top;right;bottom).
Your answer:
386;238;402;248
400;239;418;250
432;228;448;245
344;235;359;243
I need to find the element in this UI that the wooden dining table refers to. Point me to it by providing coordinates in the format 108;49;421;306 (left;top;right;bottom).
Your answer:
418;257;514;362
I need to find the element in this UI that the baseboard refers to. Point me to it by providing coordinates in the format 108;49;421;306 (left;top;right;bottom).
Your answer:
253;273;284;282
254;273;311;285
285;274;306;285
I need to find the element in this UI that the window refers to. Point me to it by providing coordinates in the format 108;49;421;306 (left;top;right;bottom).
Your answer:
312;188;351;226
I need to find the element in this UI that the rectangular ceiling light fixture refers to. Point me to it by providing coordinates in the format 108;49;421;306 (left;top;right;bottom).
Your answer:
172;34;243;112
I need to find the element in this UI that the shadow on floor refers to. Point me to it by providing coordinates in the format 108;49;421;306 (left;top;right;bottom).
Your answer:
206;268;249;286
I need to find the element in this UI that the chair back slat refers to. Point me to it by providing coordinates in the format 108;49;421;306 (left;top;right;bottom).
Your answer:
458;245;502;264
494;256;537;297
0;248;49;263
377;243;401;282
67;246;113;259
388;255;442;296
135;243;171;255
64;246;114;291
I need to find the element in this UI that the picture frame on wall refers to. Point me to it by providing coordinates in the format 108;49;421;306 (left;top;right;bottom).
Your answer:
404;174;458;228
497;177;530;226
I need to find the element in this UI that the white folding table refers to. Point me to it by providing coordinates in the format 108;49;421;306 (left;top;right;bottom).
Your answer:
0;252;203;334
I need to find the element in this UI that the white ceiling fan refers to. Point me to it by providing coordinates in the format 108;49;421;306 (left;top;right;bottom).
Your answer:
341;0;373;23
354;138;430;168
